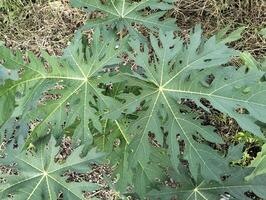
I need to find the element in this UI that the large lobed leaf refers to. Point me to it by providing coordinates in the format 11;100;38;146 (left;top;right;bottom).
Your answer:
146;145;266;200
96;121;266;199
0;29;125;150
148;168;266;200
70;0;177;39
1;24;266;199
0;137;103;200
109;25;266;186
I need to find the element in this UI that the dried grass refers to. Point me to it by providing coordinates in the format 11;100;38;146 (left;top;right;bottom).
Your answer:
172;0;266;57
0;0;87;55
0;0;265;57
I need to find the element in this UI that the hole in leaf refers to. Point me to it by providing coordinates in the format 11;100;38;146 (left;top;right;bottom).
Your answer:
235;107;249;114
204;59;212;62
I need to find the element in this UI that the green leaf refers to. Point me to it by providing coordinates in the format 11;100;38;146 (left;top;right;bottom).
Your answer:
0;64;19;85
94;119;168;197
246;143;266;181
70;0;177;39
0;29;125;150
216;26;245;44
148;168;266;200
240;52;259;69
0;64;19;126
0;137;103;200
112;25;266;183
259;28;266;39
147;145;266;199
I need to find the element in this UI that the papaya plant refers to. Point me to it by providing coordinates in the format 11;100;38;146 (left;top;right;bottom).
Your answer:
1;1;266;199
70;0;177;39
0;29;126;152
144;144;266;200
0;138;103;199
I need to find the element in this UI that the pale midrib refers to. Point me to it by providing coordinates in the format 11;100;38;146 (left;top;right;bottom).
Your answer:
41;143;52;200
162;92;219;180
86;42;107;77
196;191;208;200
121;0;125;16
149;184;254;196
142;61;159;86
86;81;106;105
48;151;101;174
46;76;86;81
26;176;45;200
74;0;119;17
0;174;42;193
100;90;157;118
18;80;46;113
88;46;122;78
111;0;120;16
160;43;167;86
48;175;83;200
163;88;266;108
0;76;85;98
68;52;86;78
131;91;160;161
185;191;194;200
48;159;91;174
162;49;227;88
83;82;88;139
85;17;117;27
125;16;171;29
17;157;43;173
2;55;45;78
124;0;151;16
25;81;86;145
120;72;158;90
115;120;129;144
46;176;52;200
102;120;108;150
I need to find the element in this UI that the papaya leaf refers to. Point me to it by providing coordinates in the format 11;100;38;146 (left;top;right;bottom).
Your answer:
148;168;266;200
70;0;177;39
0;28;126;150
246;143;266;181
1;20;266;200
0;64;19;85
216;26;245;44
110;25;266;184
0;137;103;200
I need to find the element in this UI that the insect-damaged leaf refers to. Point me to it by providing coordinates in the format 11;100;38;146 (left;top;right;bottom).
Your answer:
70;0;177;39
1;21;266;199
112;25;266;183
0;137;103;200
0;29;126;150
148;167;266;200
246;143;266;181
147;145;266;200
0;64;19;85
